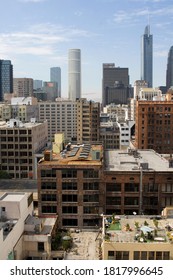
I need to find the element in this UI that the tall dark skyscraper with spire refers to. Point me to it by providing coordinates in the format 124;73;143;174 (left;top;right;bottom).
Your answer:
166;46;173;90
141;25;153;87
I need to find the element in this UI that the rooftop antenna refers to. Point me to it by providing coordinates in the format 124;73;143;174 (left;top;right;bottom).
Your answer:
147;8;150;34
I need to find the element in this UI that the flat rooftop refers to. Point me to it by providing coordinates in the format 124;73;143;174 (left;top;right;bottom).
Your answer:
0;120;45;129
40;144;103;166
0;192;25;202
105;149;173;172
103;215;173;244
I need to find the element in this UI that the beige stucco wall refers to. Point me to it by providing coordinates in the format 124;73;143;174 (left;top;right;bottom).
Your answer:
102;241;173;260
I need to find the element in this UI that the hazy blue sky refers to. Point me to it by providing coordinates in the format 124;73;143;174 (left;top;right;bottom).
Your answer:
0;0;173;101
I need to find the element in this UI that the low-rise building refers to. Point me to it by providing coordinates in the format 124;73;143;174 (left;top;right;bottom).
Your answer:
38;143;104;228
0;192;58;260
0;119;48;179
101;214;173;260
104;149;173;215
0;192;33;260
100;122;120;149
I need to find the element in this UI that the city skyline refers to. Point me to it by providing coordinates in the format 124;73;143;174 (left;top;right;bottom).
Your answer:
0;0;173;101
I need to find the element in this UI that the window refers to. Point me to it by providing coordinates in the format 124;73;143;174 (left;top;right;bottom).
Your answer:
83;182;99;190
41;182;56;189
62;194;77;202
83;206;99;214
83;170;99;178
106;183;121;192
149;251;154;260
124;197;138;205
125;183;139;192
156;252;162;260
62;219;78;226
62;182;77;190
41;169;56;177
106;197;121;205
141;251;147;260
42;205;57;213
163;251;170;260
38;242;44;252
41;194;56;201
134;251;140;260
62;169;77;178
83;194;99;202
108;251;129;260
62;206;78;214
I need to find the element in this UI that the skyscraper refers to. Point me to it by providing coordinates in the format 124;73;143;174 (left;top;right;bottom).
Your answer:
68;49;81;101
166;46;173;90
102;63;130;107
141;25;153;87
50;67;61;97
0;60;13;101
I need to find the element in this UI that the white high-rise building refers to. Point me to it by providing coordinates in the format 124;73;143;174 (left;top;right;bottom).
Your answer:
68;49;81;101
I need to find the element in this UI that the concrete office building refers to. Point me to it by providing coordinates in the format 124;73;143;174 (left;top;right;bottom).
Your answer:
100;122;120;149
0;119;48;179
38;98;100;143
43;82;59;101
130;85;162;122
68;49;81;101
39;99;77;142
77;98;100;143
133;80;148;99
50;67;61;97
0;104;11;121
117;120;135;149
0;60;13;101
11;97;39;122
141;25;153;87
134;91;173;154
102;63;130;107
0;97;38;122
13;78;33;97
166;46;173;90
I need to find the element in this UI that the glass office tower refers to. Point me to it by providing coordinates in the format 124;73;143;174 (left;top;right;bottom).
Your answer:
50;67;61;97
0;60;13;101
166;46;173;90
141;25;153;88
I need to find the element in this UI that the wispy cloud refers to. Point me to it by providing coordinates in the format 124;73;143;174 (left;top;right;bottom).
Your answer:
0;23;93;58
154;50;168;57
74;10;83;17
113;6;173;24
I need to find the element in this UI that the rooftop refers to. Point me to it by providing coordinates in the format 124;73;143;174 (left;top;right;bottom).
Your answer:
105;149;173;172
40;144;103;166
0;119;46;129
24;214;57;235
103;215;173;244
0;192;25;202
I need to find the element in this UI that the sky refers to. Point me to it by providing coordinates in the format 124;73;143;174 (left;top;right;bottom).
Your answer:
0;0;173;101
